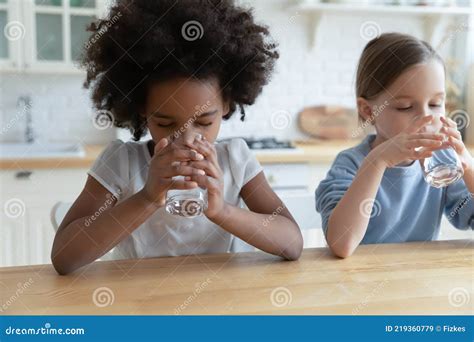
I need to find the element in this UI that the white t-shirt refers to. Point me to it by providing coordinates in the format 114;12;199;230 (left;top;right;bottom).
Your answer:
87;138;263;259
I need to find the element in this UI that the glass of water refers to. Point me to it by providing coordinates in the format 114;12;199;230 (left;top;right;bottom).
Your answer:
419;115;463;188
165;133;208;218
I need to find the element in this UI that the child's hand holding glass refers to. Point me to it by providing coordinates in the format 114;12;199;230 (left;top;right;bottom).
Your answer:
182;135;226;222
164;132;226;220
439;116;473;173
140;135;206;208
417;115;466;188
369;115;445;168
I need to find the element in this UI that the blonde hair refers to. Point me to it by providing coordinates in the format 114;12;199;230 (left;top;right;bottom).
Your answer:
356;33;444;119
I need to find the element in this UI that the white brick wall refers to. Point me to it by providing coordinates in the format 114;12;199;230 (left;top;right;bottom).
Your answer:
1;0;467;145
219;0;426;140
0;73;115;145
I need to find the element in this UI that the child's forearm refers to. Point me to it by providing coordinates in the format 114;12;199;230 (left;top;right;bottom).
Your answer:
209;205;303;260
51;190;159;275
327;153;387;258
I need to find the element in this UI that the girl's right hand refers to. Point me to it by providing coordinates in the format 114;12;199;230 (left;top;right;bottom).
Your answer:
370;115;446;168
140;137;206;206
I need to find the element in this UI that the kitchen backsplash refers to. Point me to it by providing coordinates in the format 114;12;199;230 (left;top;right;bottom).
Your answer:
0;0;451;145
0;72;116;145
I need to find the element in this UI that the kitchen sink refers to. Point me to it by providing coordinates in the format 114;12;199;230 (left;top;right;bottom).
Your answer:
0;142;85;159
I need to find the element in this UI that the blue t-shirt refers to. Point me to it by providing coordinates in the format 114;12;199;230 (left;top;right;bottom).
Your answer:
315;134;474;244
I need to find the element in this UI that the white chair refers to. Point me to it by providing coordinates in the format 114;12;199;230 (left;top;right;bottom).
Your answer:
50;202;115;261
50;202;71;233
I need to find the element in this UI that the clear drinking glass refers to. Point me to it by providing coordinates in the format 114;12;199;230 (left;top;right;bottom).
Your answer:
165;133;208;218
419;115;463;188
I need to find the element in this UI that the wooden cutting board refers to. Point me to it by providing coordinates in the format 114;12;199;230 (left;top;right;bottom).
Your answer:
298;105;366;140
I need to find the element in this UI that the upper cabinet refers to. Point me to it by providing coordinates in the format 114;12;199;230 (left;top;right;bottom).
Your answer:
0;0;21;70
0;0;108;73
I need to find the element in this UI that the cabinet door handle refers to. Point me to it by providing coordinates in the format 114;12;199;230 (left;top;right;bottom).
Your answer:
15;170;32;179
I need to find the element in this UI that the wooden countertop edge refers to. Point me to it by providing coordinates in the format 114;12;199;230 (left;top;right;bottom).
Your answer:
0;144;104;170
0;239;471;272
2;141;474;169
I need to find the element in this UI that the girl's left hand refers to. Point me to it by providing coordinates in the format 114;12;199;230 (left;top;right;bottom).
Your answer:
184;137;226;221
441;116;473;172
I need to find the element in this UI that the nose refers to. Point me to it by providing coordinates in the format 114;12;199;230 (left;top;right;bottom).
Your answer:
417;108;434;126
181;130;202;145
419;107;431;118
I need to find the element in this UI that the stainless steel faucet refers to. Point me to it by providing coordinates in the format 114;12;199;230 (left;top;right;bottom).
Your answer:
17;95;34;144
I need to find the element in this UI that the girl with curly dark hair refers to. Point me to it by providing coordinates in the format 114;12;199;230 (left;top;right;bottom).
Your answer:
51;0;303;274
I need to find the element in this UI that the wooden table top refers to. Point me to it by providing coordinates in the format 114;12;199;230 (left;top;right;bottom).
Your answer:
0;239;472;315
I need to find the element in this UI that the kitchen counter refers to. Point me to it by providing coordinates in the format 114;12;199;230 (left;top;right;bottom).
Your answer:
0;141;349;170
0;144;105;170
1;140;474;169
256;139;357;164
0;239;471;315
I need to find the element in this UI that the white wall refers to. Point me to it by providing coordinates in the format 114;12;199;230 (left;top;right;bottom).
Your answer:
219;0;428;140
0;73;116;145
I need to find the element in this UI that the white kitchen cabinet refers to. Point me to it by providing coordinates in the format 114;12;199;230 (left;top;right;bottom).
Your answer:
262;162;329;248
264;162;310;190
0;0;22;71
0;168;88;267
0;0;107;74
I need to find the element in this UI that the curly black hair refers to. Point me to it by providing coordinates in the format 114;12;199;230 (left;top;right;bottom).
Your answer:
80;0;279;141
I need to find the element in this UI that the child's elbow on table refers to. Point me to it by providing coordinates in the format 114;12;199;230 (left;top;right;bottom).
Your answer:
328;241;356;259
283;237;304;261
325;223;359;259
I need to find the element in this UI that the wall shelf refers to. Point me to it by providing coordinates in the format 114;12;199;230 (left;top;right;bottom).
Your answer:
293;2;473;15
292;1;473;48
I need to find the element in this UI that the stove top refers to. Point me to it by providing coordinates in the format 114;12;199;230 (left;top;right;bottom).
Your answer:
243;137;295;150
218;137;295;150
217;137;302;154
